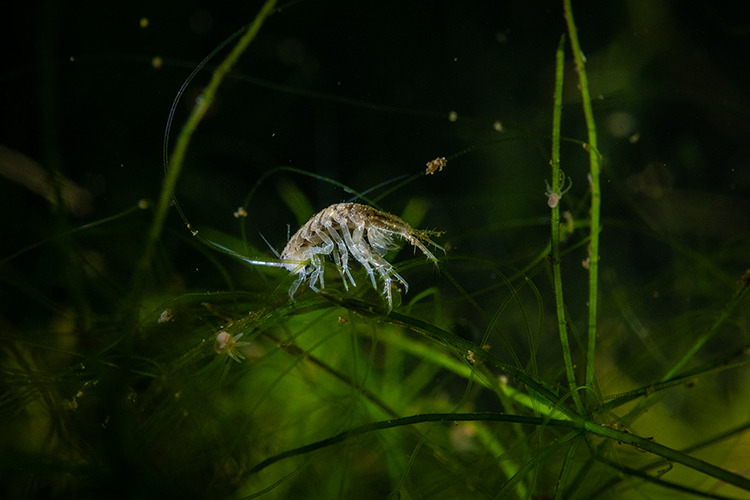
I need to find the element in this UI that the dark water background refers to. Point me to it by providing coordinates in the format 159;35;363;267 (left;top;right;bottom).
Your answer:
2;1;749;498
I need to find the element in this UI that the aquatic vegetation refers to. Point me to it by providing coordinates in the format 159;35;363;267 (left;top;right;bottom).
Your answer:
1;1;749;499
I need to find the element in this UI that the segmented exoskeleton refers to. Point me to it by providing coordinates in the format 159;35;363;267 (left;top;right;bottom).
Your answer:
280;203;442;309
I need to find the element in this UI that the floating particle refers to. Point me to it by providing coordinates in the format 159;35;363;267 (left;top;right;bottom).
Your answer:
425;157;447;175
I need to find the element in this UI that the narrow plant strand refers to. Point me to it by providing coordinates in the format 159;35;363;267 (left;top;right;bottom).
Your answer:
563;0;602;404
592;455;739;500
494;431;583;499
0;202;145;267
593;420;750;497
612;283;750;427
550;34;583;414
580;420;750;492
334;295;577;419
599;343;750;412
553;434;582;500
244;410;750;492
246;413;580;476
335;300;750;490
134;0;278;284
661;279;750;381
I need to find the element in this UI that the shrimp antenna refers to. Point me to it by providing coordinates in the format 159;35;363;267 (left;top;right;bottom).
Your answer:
346;174;409;203
162;25;248;236
204;239;287;269
259;232;281;258
160;24;288;269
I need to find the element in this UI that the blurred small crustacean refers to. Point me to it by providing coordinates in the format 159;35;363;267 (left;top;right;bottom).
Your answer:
280;203;442;310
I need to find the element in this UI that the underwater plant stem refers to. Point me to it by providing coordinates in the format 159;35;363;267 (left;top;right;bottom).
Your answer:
661;278;750;381
563;0;601;404
338;296;579;421
550;35;584;415
245;410;750;492
135;0;278;281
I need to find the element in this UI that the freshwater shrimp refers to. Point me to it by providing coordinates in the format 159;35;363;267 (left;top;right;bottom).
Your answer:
280;203;442;310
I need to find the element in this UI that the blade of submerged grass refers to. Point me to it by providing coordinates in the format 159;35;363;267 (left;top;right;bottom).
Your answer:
0;202;147;267
601;280;750;427
563;0;602;407
598;343;750;415
661;275;750;381
328;298;750;492
131;0;278;301
592;420;750;498
550;34;584;415
553;433;582;500
244;406;750;492
336;296;577;420
245;413;583;476
592;455;741;500
494;430;583;500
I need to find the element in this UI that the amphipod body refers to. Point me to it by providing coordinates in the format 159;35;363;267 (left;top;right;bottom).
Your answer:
280;203;441;310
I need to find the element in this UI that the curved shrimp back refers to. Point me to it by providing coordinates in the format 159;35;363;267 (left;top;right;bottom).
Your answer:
279;203;442;310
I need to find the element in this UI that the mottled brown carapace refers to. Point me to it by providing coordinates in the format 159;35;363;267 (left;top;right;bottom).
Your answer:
280;203;442;309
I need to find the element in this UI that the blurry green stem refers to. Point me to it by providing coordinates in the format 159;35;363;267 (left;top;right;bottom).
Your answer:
246;411;750;491
550;35;583;414
135;0;278;281
661;278;750;381
563;0;601;403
